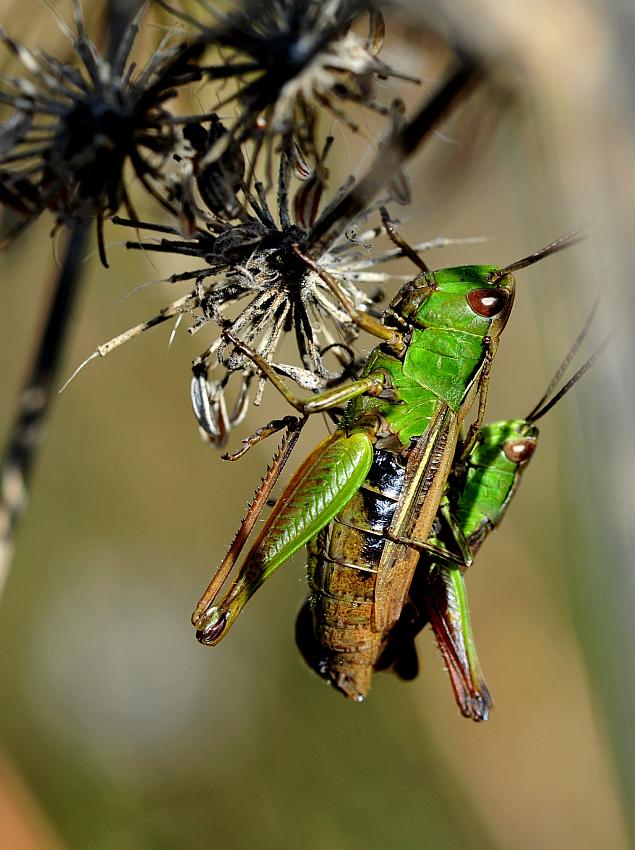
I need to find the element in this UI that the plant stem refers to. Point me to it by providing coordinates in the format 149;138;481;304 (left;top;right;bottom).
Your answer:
0;1;146;596
0;223;90;594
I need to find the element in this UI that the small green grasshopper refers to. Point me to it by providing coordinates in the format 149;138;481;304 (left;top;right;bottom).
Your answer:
369;313;607;719
192;231;580;701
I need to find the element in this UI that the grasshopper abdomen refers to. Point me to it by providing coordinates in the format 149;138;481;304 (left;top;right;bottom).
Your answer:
299;449;408;700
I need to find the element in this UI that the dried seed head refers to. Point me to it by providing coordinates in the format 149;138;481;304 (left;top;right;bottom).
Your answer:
159;0;415;175
0;5;197;263
64;140;481;447
67;134;447;447
121;148;385;389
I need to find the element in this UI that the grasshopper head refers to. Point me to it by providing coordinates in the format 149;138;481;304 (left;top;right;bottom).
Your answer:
471;420;539;470
459;420;539;556
390;266;516;343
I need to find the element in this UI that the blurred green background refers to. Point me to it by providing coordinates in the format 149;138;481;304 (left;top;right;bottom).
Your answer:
0;2;632;849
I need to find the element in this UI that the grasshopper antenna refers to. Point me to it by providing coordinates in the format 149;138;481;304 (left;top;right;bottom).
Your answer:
527;334;610;423
489;227;585;282
526;294;600;420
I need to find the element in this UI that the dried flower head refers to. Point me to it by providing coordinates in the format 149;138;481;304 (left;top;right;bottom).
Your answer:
63;128;471;449
158;0;416;177
0;3;198;264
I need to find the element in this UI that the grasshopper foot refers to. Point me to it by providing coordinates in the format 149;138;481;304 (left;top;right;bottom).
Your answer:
194;607;230;646
459;683;493;722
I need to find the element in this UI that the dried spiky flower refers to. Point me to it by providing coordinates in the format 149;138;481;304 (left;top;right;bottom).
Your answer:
63;127;472;449
0;3;199;264
63;126;452;445
158;0;416;177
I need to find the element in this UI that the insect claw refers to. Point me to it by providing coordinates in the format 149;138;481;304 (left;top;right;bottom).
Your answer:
369;369;398;402
461;685;492;722
376;386;399;403
193;606;230;646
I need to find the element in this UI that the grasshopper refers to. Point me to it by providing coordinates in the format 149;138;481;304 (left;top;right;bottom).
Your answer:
367;313;608;718
192;230;581;701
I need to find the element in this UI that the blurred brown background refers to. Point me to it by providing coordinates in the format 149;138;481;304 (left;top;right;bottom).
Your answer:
0;1;633;848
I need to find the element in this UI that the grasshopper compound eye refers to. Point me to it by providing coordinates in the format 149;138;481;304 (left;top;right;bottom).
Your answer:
467;288;511;317
503;438;537;464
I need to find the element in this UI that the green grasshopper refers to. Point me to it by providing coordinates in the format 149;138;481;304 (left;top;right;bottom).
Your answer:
192;231;580;702
368;314;608;719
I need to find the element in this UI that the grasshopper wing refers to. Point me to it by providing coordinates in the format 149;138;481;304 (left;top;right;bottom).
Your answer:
196;430;374;643
373;408;461;631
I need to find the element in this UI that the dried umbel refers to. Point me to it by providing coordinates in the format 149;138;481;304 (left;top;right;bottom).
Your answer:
115;154;401;427
158;0;414;176
64;130;463;448
0;4;199;264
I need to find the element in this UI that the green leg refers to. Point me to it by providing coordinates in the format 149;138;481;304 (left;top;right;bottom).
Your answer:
438;501;474;569
423;562;491;722
386;498;474;569
225;331;395;414
222;415;301;461
460;337;497;460
385;533;467;566
430;564;492;721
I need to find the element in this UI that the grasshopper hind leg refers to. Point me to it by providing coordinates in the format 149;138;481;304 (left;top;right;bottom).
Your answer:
424;565;492;722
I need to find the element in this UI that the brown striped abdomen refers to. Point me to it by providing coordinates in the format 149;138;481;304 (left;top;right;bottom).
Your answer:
296;449;409;701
